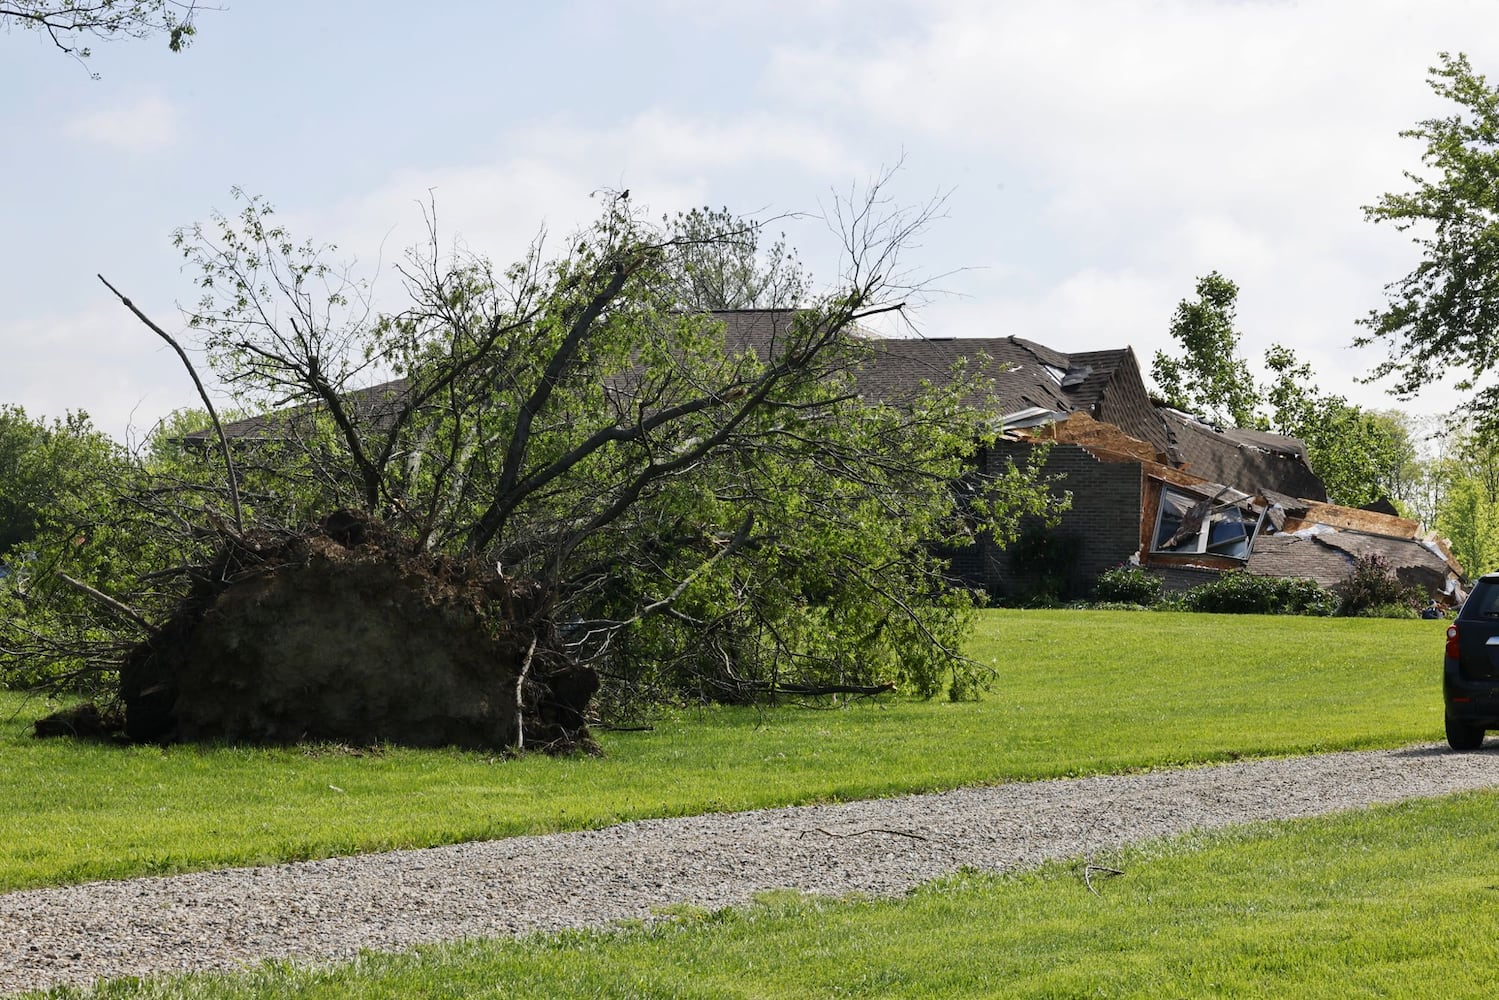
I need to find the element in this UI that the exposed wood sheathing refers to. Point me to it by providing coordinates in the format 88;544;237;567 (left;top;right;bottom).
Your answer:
1022;412;1464;586
1281;502;1420;539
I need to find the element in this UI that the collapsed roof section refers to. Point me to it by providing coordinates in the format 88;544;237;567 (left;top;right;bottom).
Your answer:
853;334;1327;504
1023;412;1464;598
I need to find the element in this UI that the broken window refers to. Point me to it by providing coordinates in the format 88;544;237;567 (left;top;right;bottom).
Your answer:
1151;484;1264;561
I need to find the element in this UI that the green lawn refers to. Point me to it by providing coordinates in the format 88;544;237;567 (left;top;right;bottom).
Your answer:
31;790;1499;999
0;609;1446;891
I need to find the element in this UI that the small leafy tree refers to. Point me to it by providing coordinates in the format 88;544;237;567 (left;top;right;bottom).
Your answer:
1263;345;1415;508
1151;271;1260;428
1338;554;1423;617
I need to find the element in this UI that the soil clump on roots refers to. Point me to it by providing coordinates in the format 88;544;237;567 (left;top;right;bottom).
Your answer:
105;511;597;752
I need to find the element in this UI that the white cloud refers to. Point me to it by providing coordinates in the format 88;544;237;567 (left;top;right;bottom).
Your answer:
0;305;201;445
758;0;1485;417
300;110;870;301
63;95;181;154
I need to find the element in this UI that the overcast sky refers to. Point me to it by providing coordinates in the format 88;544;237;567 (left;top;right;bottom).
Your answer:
1;0;1492;445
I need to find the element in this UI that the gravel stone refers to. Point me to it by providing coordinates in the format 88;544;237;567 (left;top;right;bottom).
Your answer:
4;743;1499;994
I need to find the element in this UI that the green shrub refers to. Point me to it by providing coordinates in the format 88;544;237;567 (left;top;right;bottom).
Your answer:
1352;602;1420;619
1338;554;1422;617
1093;566;1163;606
1177;570;1337;616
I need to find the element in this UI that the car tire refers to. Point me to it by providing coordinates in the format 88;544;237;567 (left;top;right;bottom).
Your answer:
1446;716;1486;751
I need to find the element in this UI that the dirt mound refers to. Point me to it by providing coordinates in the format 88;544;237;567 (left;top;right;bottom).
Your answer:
118;511;596;751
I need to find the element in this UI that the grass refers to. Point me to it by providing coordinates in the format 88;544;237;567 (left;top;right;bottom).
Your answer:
30;789;1499;998
0;609;1447;891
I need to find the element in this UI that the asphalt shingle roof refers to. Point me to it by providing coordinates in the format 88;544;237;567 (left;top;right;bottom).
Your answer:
186;309;1324;503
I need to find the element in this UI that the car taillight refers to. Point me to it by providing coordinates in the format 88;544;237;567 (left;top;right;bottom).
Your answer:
1447;623;1461;660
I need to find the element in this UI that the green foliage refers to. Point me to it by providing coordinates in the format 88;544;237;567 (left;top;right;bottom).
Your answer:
2;0;197;63
1091;565;1163;606
0;408;162;690
50;793;1499;999
1338;554;1422;617
1176;570;1337;616
1360;52;1499;429
0;406;124;559
1151;271;1260;428
0;610;1440;892
1264;345;1415;508
1429;426;1499;577
6;189;1061;706
1352;602;1421;620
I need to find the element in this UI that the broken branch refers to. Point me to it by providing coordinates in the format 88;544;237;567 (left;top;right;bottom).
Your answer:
98;274;244;535
1083;863;1125;896
56;573;156;635
802;827;930;842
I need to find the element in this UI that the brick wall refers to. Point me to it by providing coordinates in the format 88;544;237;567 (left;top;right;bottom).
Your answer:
965;441;1144;600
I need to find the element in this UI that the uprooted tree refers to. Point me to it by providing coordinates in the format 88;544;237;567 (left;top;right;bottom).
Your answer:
0;184;1061;750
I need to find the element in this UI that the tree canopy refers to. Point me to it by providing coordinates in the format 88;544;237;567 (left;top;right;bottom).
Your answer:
1;187;1060;724
1360;52;1499;427
0;406;124;561
1263;345;1414;509
1151;271;1260;428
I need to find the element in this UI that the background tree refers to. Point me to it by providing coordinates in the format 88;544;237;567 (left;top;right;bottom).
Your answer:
1431;426;1499;576
1150;273;1419;509
2;1;197;62
665;206;806;310
1360;52;1499;430
1151;271;1260;427
0;406;125;561
1263;345;1414;508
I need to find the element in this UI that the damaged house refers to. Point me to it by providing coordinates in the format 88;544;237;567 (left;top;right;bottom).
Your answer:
187;311;1465;604
849;335;1463;603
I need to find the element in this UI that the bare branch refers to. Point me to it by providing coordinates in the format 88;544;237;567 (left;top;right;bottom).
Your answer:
99;273;243;535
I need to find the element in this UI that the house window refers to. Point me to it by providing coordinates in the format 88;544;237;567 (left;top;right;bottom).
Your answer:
1151;485;1262;561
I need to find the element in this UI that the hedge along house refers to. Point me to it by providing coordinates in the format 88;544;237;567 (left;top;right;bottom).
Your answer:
184;311;1465;603
849;334;1464;604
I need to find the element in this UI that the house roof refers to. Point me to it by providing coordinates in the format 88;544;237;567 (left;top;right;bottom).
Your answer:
852;335;1143;422
1247;528;1462;595
1156;409;1327;503
183;309;1325;504
1245;534;1354;589
185;379;413;444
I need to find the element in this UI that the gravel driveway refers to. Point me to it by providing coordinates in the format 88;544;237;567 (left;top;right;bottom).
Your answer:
5;743;1499;995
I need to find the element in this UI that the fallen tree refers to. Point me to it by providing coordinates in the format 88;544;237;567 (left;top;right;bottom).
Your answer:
3;183;1061;749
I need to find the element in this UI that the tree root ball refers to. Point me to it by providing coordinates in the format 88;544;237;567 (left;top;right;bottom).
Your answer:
119;511;597;752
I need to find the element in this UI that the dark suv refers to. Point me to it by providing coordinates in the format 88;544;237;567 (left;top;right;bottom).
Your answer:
1444;573;1499;749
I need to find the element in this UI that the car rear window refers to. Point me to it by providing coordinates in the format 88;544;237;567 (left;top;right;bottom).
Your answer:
1461;581;1499;619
